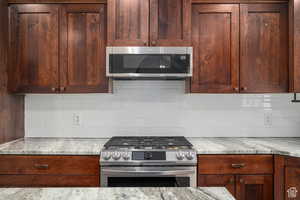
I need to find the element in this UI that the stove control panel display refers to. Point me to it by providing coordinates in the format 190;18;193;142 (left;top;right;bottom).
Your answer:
132;151;166;160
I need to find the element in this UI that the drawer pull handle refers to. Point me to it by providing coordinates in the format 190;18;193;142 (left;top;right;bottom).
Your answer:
34;164;49;170
231;163;245;168
229;178;234;184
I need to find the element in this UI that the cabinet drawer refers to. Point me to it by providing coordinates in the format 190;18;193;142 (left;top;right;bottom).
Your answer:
198;155;273;174
0;156;99;175
0;175;99;187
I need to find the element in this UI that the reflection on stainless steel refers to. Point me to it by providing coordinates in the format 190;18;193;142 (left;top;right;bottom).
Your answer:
101;166;197;187
106;47;193;78
100;137;197;187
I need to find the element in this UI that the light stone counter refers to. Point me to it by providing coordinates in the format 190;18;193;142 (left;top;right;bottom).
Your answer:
0;137;108;155
189;137;300;157
0;187;235;200
0;137;300;158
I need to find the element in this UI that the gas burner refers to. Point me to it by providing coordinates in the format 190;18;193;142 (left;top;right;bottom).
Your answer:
103;136;193;149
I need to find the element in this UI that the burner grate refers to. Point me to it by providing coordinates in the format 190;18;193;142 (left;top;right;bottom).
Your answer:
104;136;192;149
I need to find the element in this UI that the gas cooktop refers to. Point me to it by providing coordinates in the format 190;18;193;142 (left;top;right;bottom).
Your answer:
103;136;193;150
100;136;197;166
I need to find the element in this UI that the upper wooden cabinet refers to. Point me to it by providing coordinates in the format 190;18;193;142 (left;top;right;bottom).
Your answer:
9;4;108;93
191;3;289;93
149;0;191;46
9;5;59;93
191;4;239;93
107;0;149;46
107;0;191;46
240;4;289;93
60;4;108;93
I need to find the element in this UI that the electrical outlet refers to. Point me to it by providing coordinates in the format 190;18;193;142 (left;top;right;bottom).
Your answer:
264;112;272;127
72;113;81;126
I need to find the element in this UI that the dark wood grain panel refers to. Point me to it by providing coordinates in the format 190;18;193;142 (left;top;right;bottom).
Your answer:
60;4;108;93
8;0;106;3
285;167;300;200
0;175;100;187
107;0;149;46
198;155;273;174
9;4;59;93
236;175;273;200
198;175;235;196
0;0;24;144
192;0;287;3
191;4;239;93
0;155;100;175
149;0;191;46
274;155;285;200
292;0;300;92
240;4;289;93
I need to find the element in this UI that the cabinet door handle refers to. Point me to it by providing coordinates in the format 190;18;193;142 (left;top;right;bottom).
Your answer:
229;178;234;184
233;87;239;92
143;41;147;46
34;164;49;170
239;178;244;183
241;87;247;91
151;41;157;46
60;87;66;92
51;87;56;92
231;163;245;168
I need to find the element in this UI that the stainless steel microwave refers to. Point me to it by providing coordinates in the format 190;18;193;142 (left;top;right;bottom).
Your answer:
106;47;193;78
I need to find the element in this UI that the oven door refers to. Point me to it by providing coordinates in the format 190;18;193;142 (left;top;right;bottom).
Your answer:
101;166;197;187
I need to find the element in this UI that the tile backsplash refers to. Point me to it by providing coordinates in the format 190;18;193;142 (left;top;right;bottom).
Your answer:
25;81;300;138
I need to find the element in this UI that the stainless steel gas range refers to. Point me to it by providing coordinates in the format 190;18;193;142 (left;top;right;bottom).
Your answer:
100;137;197;187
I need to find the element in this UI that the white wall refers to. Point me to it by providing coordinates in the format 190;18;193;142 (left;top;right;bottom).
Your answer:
25;81;300;138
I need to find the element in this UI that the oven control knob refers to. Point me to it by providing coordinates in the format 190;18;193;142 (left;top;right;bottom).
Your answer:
102;152;112;160
186;152;195;160
122;152;130;160
176;152;185;160
112;152;121;160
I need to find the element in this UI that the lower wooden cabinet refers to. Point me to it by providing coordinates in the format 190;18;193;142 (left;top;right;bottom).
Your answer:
275;156;300;200
236;175;273;200
198;175;235;195
198;155;274;200
0;155;100;187
285;167;300;200
0;175;99;187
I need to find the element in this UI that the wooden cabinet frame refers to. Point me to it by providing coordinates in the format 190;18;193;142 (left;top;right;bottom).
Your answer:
107;0;191;46
9;4;108;93
191;4;239;93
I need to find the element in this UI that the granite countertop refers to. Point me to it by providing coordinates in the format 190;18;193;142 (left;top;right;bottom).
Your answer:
0;138;108;155
0;187;235;200
0;137;300;158
191;137;300;157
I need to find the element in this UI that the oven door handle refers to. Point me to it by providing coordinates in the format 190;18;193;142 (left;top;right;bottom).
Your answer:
101;169;195;176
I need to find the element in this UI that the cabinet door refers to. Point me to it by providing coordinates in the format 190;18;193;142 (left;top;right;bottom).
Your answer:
236;175;273;200
9;5;59;93
240;4;288;93
285;167;300;200
198;175;235;197
149;0;191;46
107;0;149;46
60;4;108;93
191;4;239;93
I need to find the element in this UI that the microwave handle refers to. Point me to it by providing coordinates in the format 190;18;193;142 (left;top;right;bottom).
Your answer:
101;169;195;176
